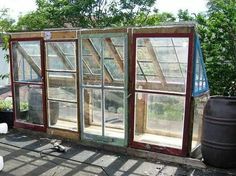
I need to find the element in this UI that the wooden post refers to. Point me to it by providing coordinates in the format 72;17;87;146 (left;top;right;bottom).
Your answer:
135;93;147;134
49;43;75;70
104;38;124;72
12;43;21;120
84;89;91;127
143;39;167;87
16;43;41;77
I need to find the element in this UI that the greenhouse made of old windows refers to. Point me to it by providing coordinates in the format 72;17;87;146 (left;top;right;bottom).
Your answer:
8;24;209;157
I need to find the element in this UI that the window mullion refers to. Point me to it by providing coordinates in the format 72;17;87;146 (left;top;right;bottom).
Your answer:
101;38;105;137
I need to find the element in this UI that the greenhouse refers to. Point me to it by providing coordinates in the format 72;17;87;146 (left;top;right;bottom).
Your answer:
8;24;209;156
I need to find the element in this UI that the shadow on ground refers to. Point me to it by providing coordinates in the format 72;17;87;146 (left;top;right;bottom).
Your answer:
0;130;235;176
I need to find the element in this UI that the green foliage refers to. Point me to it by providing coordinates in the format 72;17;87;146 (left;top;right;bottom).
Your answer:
0;9;11;81
199;0;236;96
15;11;51;30
174;2;236;96
0;99;28;112
0;8;15;32
0;100;12;111
127;12;175;26
16;0;158;29
0;9;12;52
177;9;195;21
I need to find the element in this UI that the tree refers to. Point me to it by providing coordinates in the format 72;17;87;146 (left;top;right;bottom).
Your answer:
175;2;236;96
16;0;158;29
0;8;14;79
177;9;195;21
0;8;15;32
122;11;175;26
16;11;51;30
200;0;236;95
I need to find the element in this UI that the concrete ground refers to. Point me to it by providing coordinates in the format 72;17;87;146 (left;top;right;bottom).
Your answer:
0;130;235;176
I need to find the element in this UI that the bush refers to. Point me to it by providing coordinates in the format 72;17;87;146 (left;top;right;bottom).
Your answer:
0;99;28;112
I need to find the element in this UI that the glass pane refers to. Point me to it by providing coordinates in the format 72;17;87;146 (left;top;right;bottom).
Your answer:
135;37;189;93
19;41;40;54
160;63;185;84
111;37;125;58
47;72;76;101
150;38;172;46
46;42;76;71
139;62;157;76
14;84;43;125
83;89;102;136
194;52;200;93
91;38;102;56
136;47;151;61
104;90;124;139
192;94;208;150
58;42;75;56
104;58;123;80
12;41;41;82
104;37;125;86
134;93;185;149
83;56;101;74
193;46;208;96
48;100;77;131
82;38;102;86
155;47;177;62
19;41;41;66
175;47;189;63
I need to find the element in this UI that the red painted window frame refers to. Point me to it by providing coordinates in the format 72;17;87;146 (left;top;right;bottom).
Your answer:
9;37;47;132
128;32;195;156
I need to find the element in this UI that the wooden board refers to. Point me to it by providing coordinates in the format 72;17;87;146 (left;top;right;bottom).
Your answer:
10;32;43;39
133;25;195;34
47;128;79;141
80;28;128;35
48;31;77;39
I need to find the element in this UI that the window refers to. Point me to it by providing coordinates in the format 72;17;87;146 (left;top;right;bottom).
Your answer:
80;34;127;146
134;36;190;149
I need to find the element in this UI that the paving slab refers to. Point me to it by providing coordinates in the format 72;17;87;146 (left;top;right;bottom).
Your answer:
0;130;236;176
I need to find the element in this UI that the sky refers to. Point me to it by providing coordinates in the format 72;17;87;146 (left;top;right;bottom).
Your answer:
0;0;37;20
156;0;208;14
0;0;208;21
